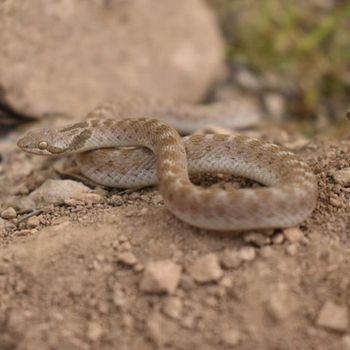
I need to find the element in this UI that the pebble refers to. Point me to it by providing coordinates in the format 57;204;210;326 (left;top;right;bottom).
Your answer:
286;244;298;256
283;227;303;243
272;233;285;245
162;296;183;319
329;196;343;208
238;247;256;262
87;321;103;341
188;253;223;283
243;232;270;247
133;263;144;272
260;246;274;258
112;290;127;308
147;313;175;346
179;274;196;291
117;252;138;266
140;260;181;294
332;168;350;186
119;242;131;251
266;286;294;321
1;207;17;220
129;192;140;200
26;179;91;208
152;195;163;205
109;195;123;206
221;328;241;347
118;235;128;243
27;216;40;228
220;250;241;269
316;300;349;332
79;193;104;205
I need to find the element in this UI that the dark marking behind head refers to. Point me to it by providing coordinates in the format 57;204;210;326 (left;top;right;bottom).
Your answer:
70;129;93;150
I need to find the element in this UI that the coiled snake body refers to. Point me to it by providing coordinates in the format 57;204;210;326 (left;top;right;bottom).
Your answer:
18;116;318;231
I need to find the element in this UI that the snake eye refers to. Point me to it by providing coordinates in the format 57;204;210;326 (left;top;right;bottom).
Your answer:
38;141;48;150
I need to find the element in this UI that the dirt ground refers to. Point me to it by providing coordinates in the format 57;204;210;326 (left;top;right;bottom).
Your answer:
0;121;350;350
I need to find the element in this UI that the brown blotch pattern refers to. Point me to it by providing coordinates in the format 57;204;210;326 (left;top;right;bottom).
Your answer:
70;129;93;151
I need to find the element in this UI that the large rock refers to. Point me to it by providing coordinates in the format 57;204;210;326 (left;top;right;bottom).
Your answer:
0;0;224;118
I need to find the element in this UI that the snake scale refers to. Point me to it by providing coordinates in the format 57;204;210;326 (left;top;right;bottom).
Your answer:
17;110;318;231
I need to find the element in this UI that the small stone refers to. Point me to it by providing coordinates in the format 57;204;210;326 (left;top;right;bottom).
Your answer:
179;274;196;290
332;168;350;186
63;198;81;206
330;196;344;208
119;242;131;251
272;233;285;245
27;179;91;207
117;252;138;266
219;276;234;289
266;285;295;321
79;193;104;204
133;263;144;272
221;328;241;347
87;322;103;341
162;297;183;319
283;227;303;243
118;235;128;243
220;250;241;269
286;244;298;256
188;253;223;283
260;246;274;258
112;289;127;308
152;195;163;205
27;216;40;228
244;232;270;246
129;192;140;200
147;313;176;346
1;207;16;220
238;247;256;262
140;260;181;294
109;195;123;206
316;301;349;332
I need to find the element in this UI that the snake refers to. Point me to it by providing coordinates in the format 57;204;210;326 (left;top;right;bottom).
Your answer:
17;113;318;231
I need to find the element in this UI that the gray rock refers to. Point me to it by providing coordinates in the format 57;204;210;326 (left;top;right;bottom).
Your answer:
0;0;224;118
25;179;91;209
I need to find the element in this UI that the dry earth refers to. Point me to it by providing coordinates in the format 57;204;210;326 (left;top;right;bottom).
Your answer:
0;123;350;350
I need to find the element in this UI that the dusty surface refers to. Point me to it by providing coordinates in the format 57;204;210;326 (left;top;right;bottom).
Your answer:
0;0;224;118
1;123;350;350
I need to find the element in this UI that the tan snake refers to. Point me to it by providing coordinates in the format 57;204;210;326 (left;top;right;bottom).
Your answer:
17;115;318;231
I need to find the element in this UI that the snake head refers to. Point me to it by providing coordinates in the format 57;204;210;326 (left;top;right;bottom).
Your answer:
17;128;68;155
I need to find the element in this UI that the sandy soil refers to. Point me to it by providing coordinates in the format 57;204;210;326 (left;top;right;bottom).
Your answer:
0;124;350;350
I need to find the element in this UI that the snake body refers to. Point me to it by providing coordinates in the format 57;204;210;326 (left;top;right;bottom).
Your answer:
17;117;318;231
